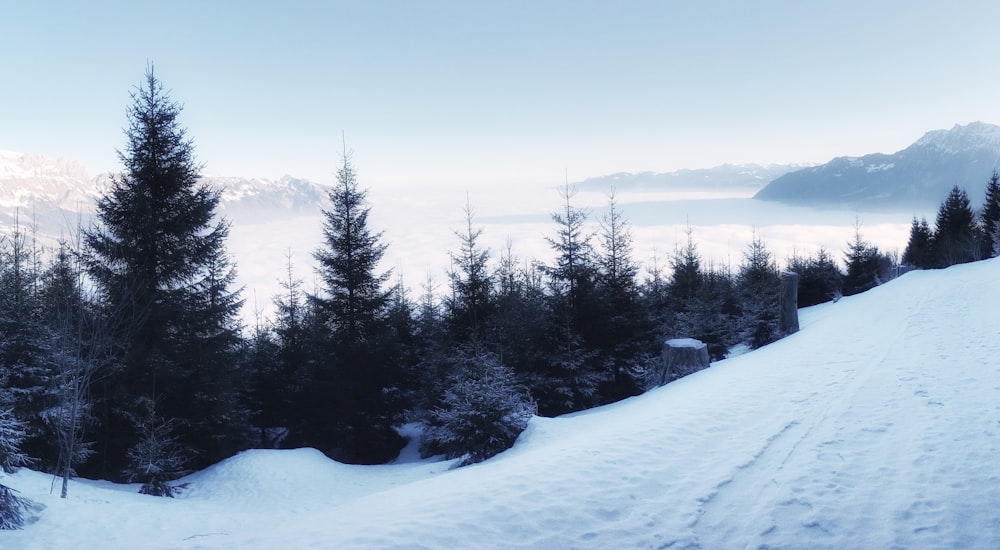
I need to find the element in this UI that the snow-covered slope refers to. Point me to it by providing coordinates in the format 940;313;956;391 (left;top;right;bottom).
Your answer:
3;258;999;549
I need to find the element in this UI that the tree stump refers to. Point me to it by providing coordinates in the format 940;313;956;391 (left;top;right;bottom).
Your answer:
779;271;800;336
655;338;710;385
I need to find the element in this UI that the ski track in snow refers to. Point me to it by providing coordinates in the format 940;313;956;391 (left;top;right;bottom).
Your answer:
2;260;999;549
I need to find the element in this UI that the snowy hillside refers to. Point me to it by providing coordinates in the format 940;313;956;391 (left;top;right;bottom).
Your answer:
3;258;998;548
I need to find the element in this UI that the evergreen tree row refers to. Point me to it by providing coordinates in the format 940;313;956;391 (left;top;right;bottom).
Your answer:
903;174;1000;269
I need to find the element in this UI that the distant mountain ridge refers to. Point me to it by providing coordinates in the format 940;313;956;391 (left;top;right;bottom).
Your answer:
576;163;806;193
0;150;99;209
754;122;1000;209
0;150;330;235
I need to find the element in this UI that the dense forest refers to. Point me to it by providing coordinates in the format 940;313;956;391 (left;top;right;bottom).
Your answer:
1;70;998;526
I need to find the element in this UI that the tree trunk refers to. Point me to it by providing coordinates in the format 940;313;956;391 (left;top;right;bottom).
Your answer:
779;271;800;336
656;338;710;385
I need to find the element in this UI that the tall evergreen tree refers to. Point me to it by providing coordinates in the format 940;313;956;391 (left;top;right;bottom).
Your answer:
444;200;495;345
543;184;597;328
308;150;403;463
902;217;936;269
83;67;245;479
737;231;780;349
594;190;646;400
538;185;602;415
932;185;980;266
980;171;1000;258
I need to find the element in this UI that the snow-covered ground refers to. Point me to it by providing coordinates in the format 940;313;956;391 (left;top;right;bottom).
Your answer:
3;259;999;549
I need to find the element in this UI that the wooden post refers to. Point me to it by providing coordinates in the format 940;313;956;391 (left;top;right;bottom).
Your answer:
779;271;800;336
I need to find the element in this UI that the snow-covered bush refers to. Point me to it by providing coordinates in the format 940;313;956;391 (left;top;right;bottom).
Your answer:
422;350;535;467
124;399;188;497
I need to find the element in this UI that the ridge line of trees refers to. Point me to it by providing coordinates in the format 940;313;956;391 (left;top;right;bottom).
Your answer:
903;173;1000;269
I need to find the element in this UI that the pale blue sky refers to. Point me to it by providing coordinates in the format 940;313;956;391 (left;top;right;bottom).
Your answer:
2;1;999;187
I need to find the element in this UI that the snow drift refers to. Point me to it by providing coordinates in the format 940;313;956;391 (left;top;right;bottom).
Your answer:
2;259;999;548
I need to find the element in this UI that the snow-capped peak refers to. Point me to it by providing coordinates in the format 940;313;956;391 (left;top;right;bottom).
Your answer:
912;121;1000;155
0;150;91;182
0;150;98;209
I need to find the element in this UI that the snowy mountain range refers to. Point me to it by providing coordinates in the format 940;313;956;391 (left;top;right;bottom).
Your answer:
576;163;805;193
0;150;330;237
754;121;1000;209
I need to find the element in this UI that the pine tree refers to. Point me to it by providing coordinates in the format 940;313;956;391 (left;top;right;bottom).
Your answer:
242;314;282;448
787;247;843;307
980;171;1000;258
409;275;451;415
669;227;703;306
175;251;246;463
123;397;187;497
0;230;39;529
309;150;403;463
543;185;597;322
593;190;646;400
383;274;417;420
641;248;670;319
83;67;245;478
38;241;107;498
738;231;780;349
313;152;391;344
488;246;549;406
445;200;495;344
538;185;602;415
933;185;980;266
0;216;56;469
250;251;309;447
843;221;889;296
689;265;740;360
422;349;535;467
902;217;935;269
